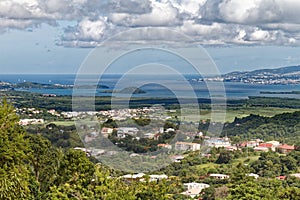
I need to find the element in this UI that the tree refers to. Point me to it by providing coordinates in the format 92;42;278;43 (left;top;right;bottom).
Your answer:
0;99;31;199
216;150;233;164
214;186;229;199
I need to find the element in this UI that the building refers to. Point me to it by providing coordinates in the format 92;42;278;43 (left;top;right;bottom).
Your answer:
170;155;185;163
101;127;114;137
122;173;145;181
277;144;295;153
276;176;286;180
165;128;175;132
257;143;276;151
19;118;44;125
209;174;230;179
265;141;281;151
239;140;260;148
225;146;238;151
181;182;210;198
175;142;200;151
204;137;231;148
254;146;269;152
148;174;168;182
246;173;259;179
157;144;172;149
266;141;280;147
117;127;139;138
144;133;155;139
290;173;300;179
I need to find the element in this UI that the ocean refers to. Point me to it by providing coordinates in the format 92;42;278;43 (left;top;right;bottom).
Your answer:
1;74;300;99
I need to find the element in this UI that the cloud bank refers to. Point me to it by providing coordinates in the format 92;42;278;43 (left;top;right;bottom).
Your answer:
2;0;300;47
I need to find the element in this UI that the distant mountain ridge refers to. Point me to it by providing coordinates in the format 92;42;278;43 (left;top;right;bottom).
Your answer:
225;65;300;76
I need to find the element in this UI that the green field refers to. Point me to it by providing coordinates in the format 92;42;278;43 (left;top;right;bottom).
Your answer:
47;121;75;126
180;107;300;122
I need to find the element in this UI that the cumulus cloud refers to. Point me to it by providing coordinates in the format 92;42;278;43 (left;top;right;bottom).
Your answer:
107;0;152;14
109;0;180;27
2;0;300;46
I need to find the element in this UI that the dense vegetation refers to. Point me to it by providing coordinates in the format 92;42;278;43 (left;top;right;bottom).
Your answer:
4;90;300;112
221;111;300;145
0;99;175;199
0;92;300;199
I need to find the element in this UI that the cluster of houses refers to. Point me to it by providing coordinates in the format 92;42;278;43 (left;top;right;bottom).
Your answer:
19;118;44;125
98;107;171;121
119;172;234;198
239;140;295;153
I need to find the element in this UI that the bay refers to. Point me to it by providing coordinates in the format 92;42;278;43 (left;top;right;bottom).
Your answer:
1;74;300;99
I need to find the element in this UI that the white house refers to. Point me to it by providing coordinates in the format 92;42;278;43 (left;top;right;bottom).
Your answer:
204;137;231;148
246;173;259;179
145;174;168;182
175;142;201;151
290;173;300;179
122;173;145;181
101;127;114;137
117;127;139;138
209;174;230;179
181;182;210;198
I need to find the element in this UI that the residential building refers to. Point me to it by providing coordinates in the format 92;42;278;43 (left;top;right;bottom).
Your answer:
290;173;300;179
117;127;139;138
175;142;200;151
181;182;210;198
204;137;231;148
257;143;275;151
225;146;238;151
246;173;259;179
277;144;295;153
144;133;155;139
157;144;172;149
122;173;145;181
265;141;281;151
276;176;286;180
209;174;230;179
170;155;185;163
101;127;114;137
148;174;168;182
239;140;260;148
254;146;269;152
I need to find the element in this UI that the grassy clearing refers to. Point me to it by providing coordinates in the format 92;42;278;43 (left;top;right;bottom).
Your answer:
180;107;300;122
233;156;260;165
48;121;75;126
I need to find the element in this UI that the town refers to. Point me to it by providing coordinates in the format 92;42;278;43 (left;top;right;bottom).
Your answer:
16;105;300;199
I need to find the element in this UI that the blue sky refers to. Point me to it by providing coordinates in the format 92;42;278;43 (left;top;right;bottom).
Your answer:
1;0;300;74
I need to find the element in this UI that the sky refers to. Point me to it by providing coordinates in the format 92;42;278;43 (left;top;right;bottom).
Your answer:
1;0;300;74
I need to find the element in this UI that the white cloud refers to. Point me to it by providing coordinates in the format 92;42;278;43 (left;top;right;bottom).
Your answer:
2;0;300;46
249;29;272;41
108;0;152;14
109;0;180;27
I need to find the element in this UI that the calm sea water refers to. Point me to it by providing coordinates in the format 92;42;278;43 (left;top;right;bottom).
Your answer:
1;74;300;99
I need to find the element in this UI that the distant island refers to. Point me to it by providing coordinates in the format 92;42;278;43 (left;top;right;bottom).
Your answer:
103;87;146;94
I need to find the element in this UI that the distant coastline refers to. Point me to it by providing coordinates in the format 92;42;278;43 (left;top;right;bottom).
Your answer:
260;91;300;95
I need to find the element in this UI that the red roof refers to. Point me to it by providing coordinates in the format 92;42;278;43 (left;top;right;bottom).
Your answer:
276;176;286;180
278;144;295;150
259;143;273;148
157;144;171;147
240;142;247;147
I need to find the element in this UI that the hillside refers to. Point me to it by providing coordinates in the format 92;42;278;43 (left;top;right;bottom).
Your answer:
221;65;300;84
